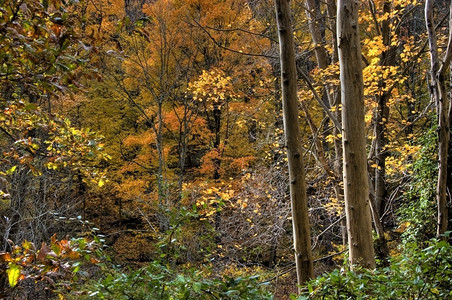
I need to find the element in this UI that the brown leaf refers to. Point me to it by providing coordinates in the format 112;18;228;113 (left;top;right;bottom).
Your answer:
37;242;55;262
0;252;12;263
51;234;57;247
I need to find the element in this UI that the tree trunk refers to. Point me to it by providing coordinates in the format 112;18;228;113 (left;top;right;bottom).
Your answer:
368;173;390;266
213;102;221;180
326;0;348;247
305;0;347;246
425;0;452;238
274;0;314;286
373;0;397;221
305;0;331;108
156;99;168;232
337;0;376;269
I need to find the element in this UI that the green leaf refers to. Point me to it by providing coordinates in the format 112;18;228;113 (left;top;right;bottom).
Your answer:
6;264;21;287
193;282;202;293
437;240;449;248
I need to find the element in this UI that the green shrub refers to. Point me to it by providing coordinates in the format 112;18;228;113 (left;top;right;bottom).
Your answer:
296;236;452;299
73;261;273;299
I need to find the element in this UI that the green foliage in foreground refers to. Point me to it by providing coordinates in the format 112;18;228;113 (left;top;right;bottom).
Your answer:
72;261;273;300
0;231;272;299
399;125;438;244
296;237;452;300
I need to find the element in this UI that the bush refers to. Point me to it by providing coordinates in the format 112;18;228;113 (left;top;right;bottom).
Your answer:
73;261;273;299
296;236;452;299
0;235;102;299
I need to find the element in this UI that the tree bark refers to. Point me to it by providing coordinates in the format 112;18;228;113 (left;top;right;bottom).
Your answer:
305;0;347;246
425;0;452;238
274;0;314;287
337;0;376;269
371;0;396;221
367;0;394;263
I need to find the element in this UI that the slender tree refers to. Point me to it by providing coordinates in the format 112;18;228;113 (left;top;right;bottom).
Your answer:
425;0;452;238
274;0;314;286
337;0;376;269
304;0;347;246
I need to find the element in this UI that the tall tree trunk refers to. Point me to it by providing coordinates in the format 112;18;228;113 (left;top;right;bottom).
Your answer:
373;0;397;220
368;0;394;263
326;0;348;247
425;0;452;238
305;0;331;107
274;0;314;287
213;102;221;180
337;0;376;269
305;0;347;246
156;98;168;232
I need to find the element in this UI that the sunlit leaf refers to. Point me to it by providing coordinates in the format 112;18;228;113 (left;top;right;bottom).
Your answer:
98;178;105;187
6;264;21;287
5;166;17;175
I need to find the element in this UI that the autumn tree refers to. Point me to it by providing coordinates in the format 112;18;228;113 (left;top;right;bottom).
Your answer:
337;0;376;269
70;0;275;261
0;0;107;249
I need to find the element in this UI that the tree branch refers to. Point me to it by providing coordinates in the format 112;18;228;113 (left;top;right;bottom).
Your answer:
189;19;278;59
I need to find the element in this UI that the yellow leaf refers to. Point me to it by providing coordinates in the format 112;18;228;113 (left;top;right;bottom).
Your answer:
98;178;105;187
7;264;21;287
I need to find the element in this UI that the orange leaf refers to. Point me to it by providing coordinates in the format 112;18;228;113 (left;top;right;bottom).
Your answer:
67;251;80;260
0;252;12;263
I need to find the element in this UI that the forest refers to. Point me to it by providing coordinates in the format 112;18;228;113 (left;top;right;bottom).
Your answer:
1;0;452;299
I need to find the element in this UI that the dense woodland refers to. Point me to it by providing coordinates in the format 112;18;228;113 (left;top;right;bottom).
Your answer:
1;0;452;299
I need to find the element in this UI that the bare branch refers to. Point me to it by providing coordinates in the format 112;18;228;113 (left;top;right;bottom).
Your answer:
189;19;278;59
297;66;341;131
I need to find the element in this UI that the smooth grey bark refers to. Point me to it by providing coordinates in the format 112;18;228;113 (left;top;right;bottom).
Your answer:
274;0;314;286
337;0;376;269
